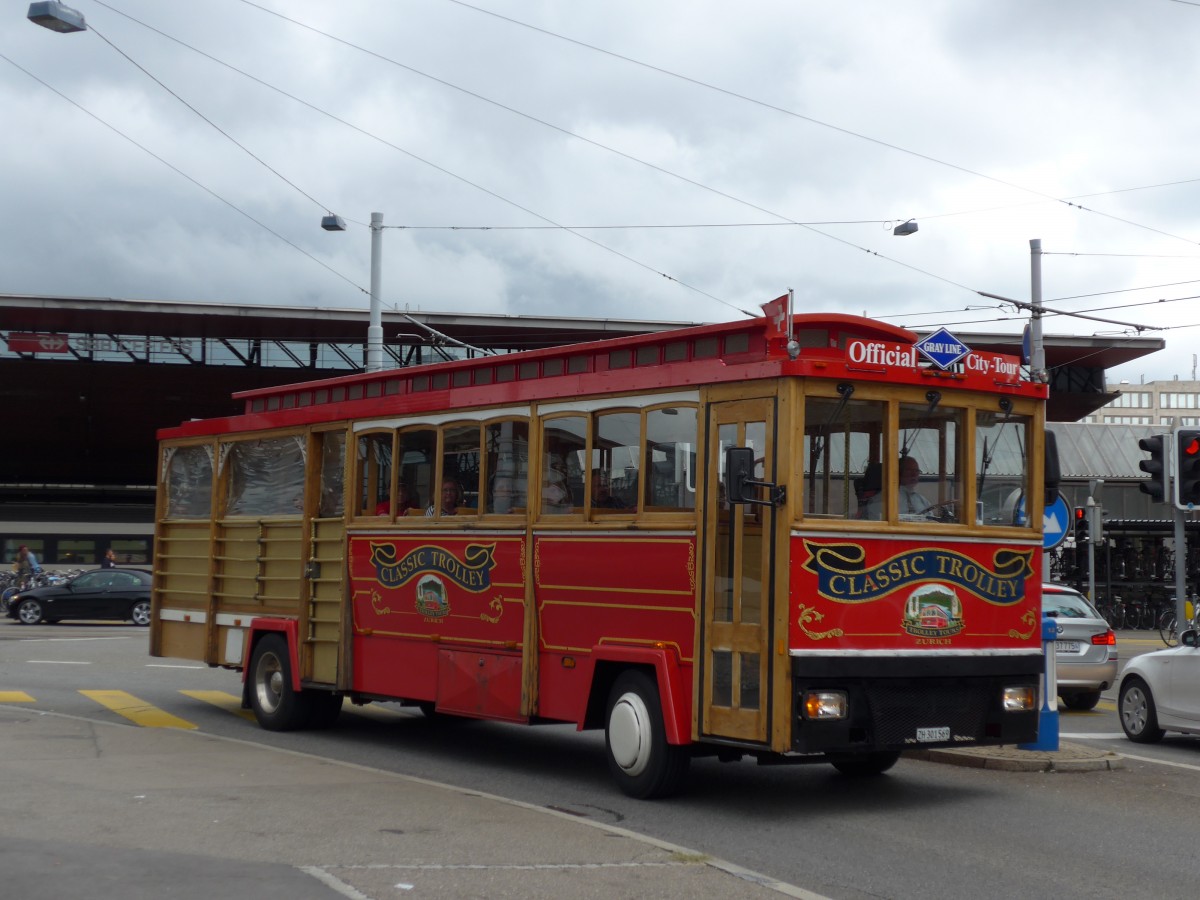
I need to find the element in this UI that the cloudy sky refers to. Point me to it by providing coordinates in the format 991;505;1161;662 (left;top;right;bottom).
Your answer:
4;0;1200;382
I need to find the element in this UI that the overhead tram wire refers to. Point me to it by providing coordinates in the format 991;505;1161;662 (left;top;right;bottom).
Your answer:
224;0;974;298
439;0;1200;251
86;24;330;216
0;52;362;297
49;5;1182;325
83;1;748;318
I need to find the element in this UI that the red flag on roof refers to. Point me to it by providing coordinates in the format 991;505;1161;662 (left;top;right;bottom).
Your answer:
761;294;788;340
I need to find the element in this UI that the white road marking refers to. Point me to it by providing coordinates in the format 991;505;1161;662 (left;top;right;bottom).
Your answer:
146;663;206;669
26;660;91;665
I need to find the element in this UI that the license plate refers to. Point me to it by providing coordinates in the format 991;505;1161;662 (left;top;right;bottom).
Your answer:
916;726;950;742
1055;641;1080;653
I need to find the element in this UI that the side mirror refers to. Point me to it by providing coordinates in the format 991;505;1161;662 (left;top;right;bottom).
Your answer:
724;447;754;504
1044;430;1061;505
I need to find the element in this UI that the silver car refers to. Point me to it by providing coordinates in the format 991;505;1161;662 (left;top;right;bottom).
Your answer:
1043;583;1118;711
1118;630;1200;743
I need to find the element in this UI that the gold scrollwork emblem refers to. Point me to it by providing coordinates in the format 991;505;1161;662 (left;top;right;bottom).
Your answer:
369;590;392;615
480;594;504;624
1008;609;1037;640
687;542;696;593
797;603;844;641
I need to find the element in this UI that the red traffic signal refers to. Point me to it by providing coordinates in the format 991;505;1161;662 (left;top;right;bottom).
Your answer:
1176;429;1200;509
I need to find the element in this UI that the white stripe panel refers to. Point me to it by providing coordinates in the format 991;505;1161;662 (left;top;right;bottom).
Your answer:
538;390;699;415
354;405;531;432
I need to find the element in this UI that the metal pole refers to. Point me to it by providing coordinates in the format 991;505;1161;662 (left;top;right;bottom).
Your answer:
1086;496;1096;602
1030;239;1046;383
1175;504;1188;633
367;212;384;373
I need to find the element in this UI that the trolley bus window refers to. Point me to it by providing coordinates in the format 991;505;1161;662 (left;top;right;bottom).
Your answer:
165;444;213;519
318;430;346;517
897;403;964;523
592;411;639;512
357;432;394;517
443;424;481;513
541;416;586;515
484;420;529;514
803;396;885;519
975;409;1032;527
226;436;306;517
398;428;436;516
644;406;697;511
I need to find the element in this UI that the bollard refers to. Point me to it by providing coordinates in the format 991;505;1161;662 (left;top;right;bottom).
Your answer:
1019;616;1059;751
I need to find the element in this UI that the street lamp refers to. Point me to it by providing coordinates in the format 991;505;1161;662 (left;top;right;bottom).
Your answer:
323;212;384;373
27;1;86;32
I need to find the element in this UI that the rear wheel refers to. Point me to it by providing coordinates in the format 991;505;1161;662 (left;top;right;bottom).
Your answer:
130;599;152;626
1061;691;1101;711
604;670;690;799
827;750;902;776
16;598;43;625
248;634;310;731
1119;677;1164;743
1160;611;1178;647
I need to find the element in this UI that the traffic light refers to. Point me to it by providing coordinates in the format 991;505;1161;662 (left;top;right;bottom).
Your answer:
1176;429;1200;509
1073;506;1088;543
1138;434;1169;504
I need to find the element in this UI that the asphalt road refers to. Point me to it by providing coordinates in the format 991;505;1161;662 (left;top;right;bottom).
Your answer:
3;620;1200;899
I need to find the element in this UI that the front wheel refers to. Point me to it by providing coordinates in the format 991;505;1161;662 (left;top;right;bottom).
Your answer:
248;634;311;731
130;599;152;627
1160;612;1178;647
16;598;44;625
827;750;902;776
605;670;690;799
1119;677;1164;743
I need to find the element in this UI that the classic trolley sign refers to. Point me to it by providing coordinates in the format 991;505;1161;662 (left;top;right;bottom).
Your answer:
151;311;1055;797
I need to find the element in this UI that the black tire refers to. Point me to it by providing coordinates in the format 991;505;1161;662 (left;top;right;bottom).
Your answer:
604;670;690;799
827;750;902;776
1061;691;1101;712
417;700;438;719
130;599;152;627
16;598;43;625
1119;677;1165;743
247;634;311;731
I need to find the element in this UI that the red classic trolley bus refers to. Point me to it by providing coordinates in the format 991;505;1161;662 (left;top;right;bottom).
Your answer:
150;309;1056;797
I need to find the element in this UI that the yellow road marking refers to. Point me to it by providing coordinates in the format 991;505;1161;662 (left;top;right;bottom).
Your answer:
180;689;256;720
0;691;35;703
79;690;197;729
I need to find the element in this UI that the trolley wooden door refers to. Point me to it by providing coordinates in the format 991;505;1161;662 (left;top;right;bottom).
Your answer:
701;397;776;743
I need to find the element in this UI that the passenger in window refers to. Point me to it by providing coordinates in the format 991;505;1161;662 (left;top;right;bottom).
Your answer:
397;482;421;514
590;469;627;510
541;457;572;514
426;479;463;517
866;456;931;519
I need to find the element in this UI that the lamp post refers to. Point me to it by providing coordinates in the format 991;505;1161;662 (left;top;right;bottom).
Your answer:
322;211;384;373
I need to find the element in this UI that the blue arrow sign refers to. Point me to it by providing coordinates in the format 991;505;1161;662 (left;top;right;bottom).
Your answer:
1042;494;1071;550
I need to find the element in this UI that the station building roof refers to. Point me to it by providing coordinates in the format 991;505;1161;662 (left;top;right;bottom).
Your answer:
0;293;1166;499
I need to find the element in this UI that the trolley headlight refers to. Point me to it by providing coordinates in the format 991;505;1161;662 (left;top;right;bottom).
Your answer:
1002;685;1036;712
802;690;848;720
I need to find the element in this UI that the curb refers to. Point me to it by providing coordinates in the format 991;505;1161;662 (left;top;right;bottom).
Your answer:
905;741;1123;773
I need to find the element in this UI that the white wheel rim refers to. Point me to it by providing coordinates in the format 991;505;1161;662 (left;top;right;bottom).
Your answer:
1122;689;1146;733
609;692;651;776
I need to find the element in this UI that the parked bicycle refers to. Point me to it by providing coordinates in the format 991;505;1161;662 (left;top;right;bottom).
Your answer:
1159;594;1199;647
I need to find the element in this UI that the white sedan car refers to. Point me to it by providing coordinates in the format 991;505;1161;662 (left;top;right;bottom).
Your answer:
1118;629;1200;742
